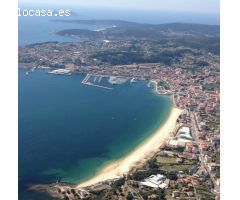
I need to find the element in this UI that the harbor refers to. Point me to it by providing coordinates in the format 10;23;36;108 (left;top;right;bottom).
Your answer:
81;74;139;90
81;74;114;90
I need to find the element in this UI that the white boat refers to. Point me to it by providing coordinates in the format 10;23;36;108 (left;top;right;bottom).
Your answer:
130;78;137;83
48;69;71;75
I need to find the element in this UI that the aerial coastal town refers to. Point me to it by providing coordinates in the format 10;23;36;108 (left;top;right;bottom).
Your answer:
19;21;220;200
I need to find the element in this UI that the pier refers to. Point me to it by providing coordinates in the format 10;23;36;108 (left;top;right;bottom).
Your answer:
81;74;113;90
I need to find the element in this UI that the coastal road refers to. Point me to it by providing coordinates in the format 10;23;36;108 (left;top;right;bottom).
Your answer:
189;111;220;194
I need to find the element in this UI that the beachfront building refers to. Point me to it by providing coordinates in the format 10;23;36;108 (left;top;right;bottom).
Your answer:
168;137;193;148
178;127;193;140
140;174;168;189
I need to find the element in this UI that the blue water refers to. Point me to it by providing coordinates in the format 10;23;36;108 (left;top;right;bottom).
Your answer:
19;69;171;193
18;16;111;46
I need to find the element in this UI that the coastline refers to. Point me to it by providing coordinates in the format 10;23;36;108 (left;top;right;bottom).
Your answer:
77;106;183;188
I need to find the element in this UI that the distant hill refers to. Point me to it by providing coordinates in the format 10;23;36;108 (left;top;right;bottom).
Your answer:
52;19;140;27
53;19;219;36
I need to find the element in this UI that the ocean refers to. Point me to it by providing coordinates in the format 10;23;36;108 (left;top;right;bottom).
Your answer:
19;68;171;198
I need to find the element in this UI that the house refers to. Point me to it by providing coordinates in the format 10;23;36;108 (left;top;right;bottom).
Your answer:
189;165;198;174
210;137;220;146
200;122;207;130
187;191;194;197
208;163;220;172
176;158;183;164
192;146;200;154
148;194;159;200
172;191;180;198
196;166;208;177
159;182;168;189
140;174;166;189
216;178;220;187
204;155;212;162
199;140;208;151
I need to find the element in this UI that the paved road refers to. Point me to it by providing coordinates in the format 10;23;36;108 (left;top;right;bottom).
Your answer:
189;111;219;194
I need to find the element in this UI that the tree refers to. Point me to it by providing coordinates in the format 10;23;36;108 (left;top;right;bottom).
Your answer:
126;192;133;200
148;158;158;169
112;177;125;189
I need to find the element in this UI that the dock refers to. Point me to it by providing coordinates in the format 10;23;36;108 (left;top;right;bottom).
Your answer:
81;74;113;90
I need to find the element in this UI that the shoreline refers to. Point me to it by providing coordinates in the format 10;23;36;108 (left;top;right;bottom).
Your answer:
77;106;183;188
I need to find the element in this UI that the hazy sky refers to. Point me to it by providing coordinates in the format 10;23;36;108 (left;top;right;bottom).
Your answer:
20;0;220;14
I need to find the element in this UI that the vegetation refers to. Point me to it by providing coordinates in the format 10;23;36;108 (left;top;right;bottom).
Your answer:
130;168;160;181
156;156;176;164
195;60;209;66
215;168;220;178
112;177;125;189
126;192;133;200
158;81;170;90
91;49;189;65
202;83;220;91
147;158;159;169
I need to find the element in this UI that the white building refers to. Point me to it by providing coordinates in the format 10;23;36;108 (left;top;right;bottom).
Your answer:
140;174;167;189
178;127;193;140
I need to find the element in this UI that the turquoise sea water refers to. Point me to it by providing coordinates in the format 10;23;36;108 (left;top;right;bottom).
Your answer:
19;68;171;197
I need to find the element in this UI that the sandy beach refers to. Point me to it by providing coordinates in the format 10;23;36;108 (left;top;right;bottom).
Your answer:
77;107;183;188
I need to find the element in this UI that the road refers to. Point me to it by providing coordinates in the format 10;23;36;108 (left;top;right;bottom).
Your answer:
189;111;220;194
124;180;144;200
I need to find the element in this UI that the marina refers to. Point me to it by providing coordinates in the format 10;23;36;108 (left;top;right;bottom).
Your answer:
81;74;114;90
81;74;138;90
